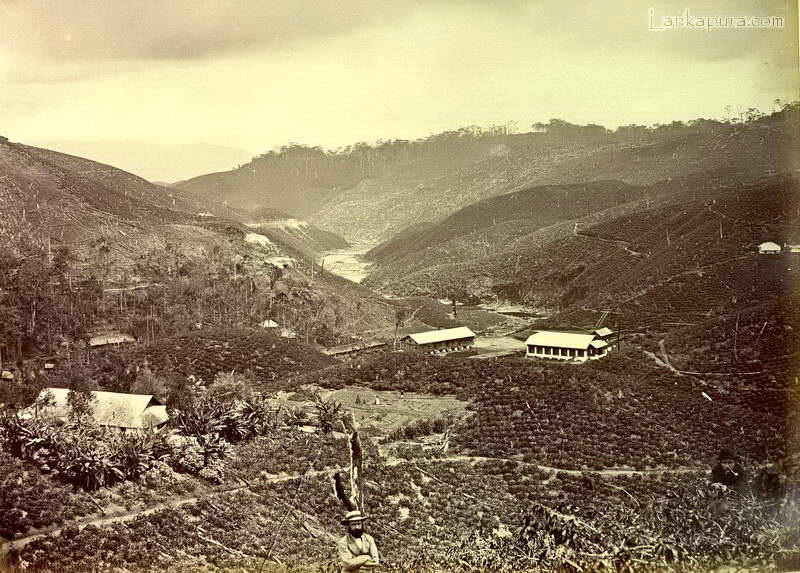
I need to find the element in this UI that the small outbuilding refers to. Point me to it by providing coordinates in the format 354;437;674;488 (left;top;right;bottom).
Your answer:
29;388;169;430
279;327;298;339
89;333;136;348
758;241;782;255
525;330;610;362
401;326;476;354
260;319;279;329
784;243;800;255
322;340;387;357
592;327;615;341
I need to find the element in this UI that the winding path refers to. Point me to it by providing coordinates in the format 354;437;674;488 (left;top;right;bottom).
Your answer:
0;468;340;564
10;366;750;573
0;448;713;564
573;223;643;257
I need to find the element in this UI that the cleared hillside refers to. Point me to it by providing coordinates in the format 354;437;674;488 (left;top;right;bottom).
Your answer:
0;142;253;269
365;180;644;271
312;110;798;243
368;174;799;344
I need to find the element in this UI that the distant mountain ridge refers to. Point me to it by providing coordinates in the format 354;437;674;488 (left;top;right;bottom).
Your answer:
30;139;254;184
176;132;498;219
175;106;799;245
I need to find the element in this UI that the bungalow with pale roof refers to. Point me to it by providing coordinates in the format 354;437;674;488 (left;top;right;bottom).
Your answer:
758;241;782;255
28;388;169;430
525;330;610;362
401;327;476;354
88;333;136;348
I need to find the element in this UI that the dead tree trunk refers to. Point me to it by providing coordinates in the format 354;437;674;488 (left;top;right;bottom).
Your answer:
334;411;365;512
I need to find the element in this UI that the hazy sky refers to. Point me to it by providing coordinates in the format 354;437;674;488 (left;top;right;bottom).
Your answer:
1;0;797;174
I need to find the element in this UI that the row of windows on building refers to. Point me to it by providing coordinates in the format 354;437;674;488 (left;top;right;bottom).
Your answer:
527;345;606;357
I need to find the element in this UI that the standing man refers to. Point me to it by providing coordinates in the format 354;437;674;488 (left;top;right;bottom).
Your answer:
337;510;380;571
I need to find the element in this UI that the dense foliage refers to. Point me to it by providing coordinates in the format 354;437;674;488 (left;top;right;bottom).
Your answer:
0;451;95;539
1;415;174;491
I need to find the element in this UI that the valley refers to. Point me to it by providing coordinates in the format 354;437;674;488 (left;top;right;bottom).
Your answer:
1;103;799;573
320;244;373;284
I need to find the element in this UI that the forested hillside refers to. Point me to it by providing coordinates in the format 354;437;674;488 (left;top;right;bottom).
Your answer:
0;141;392;367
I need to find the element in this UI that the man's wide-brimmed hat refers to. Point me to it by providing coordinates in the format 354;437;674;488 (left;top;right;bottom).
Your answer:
341;510;369;525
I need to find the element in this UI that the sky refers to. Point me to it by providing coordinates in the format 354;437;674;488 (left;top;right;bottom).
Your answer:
0;0;797;180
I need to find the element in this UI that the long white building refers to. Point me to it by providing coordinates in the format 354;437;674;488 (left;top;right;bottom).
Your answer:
525;330;611;362
401;326;476;354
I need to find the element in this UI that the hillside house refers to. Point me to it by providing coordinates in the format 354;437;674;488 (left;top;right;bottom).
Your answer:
260;319;279;329
784;244;800;255
758;241;782;255
525;331;610;362
267;256;294;269
279;327;298;339
401;327;476;354
89;333;136;348
28;388;169;430
592;327;615;342
322;340;387;357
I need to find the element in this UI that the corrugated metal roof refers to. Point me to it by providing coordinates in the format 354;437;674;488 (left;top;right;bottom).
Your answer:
89;333;136;347
525;331;597;349
404;327;476;345
593;327;613;337
33;388;169;429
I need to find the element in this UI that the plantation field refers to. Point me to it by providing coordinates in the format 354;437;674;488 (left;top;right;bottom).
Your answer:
3;349;799;571
0;453;96;540
3;318;798;571
130;328;335;384
9;451;795;572
291;351;793;470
